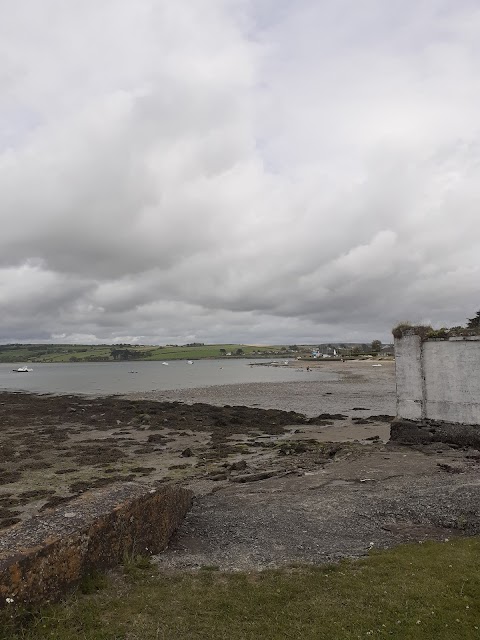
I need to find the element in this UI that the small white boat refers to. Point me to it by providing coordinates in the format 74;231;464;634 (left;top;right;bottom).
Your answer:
162;362;169;366
13;366;33;373
187;360;194;365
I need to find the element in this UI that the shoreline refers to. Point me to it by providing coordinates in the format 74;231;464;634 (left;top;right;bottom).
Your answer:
0;358;341;397
2;360;479;571
0;385;395;530
126;360;396;417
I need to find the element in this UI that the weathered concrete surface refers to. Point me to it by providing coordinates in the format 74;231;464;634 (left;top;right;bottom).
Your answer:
395;335;480;425
0;482;192;605
391;418;480;449
423;339;480;424
394;334;424;420
154;443;480;571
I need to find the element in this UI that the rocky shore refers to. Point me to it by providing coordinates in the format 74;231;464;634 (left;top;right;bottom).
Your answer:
0;389;393;529
1;360;479;571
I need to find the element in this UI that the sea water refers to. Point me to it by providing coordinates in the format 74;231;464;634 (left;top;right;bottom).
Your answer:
0;359;339;395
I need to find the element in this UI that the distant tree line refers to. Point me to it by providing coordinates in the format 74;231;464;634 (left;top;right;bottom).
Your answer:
393;309;480;339
110;348;153;361
467;310;480;328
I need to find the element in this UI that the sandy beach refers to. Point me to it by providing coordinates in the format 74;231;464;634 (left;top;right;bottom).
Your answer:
128;360;397;417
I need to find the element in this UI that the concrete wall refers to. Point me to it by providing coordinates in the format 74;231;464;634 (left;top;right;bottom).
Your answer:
394;334;424;420
0;482;192;606
395;334;480;425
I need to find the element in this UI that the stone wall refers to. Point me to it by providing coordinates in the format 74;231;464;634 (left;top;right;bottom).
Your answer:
395;334;480;425
0;482;192;606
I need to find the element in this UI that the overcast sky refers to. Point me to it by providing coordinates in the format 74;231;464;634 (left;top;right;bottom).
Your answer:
1;0;479;345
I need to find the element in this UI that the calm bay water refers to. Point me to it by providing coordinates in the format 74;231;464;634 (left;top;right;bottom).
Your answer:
0;359;338;396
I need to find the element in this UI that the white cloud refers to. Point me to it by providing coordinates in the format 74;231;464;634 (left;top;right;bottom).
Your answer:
0;0;479;344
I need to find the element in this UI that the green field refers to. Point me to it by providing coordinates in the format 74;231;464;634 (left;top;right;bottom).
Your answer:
1;538;479;639
0;343;300;363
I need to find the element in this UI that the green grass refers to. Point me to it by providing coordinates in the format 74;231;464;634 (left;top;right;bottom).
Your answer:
0;344;114;363
141;344;287;360
2;538;480;639
0;343;297;363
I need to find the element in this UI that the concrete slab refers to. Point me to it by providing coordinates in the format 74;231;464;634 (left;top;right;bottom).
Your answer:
0;482;192;606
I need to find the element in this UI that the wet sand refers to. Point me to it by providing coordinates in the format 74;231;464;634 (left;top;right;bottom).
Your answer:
127;360;397;417
2;359;479;571
0;362;395;531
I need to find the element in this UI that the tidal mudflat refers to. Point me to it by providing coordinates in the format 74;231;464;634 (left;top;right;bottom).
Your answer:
1;360;479;570
129;359;397;417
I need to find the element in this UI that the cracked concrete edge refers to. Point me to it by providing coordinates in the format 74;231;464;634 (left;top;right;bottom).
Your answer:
0;482;193;606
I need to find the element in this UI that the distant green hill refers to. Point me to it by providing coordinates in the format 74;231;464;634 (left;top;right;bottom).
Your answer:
0;343;302;363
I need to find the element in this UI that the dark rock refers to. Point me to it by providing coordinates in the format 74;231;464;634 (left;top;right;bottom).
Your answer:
229;460;247;471
18;489;55;500
0;470;21;484
69;475;136;493
130;467;156;475
181;448;193;458
208;473;229;481
39;495;77;511
147;434;166;444
230;471;277;483
391;419;480;450
0;517;21;529
437;463;463;474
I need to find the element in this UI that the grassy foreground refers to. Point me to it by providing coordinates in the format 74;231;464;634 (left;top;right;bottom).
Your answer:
1;538;479;639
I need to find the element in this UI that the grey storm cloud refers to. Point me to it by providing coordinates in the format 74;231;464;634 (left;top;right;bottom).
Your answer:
1;0;479;344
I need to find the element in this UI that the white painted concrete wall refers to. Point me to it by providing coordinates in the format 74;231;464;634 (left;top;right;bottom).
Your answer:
395;335;480;425
395;334;424;420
